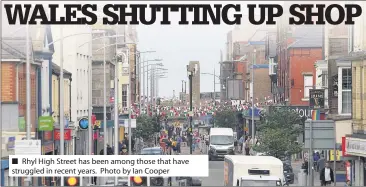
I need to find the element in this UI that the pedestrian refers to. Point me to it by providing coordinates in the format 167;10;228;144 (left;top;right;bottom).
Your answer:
344;180;351;187
244;136;252;155
176;135;182;153
238;135;244;153
320;162;334;186
313;152;320;172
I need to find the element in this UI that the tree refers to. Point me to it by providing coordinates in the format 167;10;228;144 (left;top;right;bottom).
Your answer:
253;109;303;159
134;115;162;141
214;109;238;129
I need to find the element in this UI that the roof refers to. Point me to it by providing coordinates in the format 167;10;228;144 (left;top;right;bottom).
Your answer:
288;25;323;48
52;62;72;79
210;128;233;135
142;147;161;151
1;37;31;59
225;155;283;166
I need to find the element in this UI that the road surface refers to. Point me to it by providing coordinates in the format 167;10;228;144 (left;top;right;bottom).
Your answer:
200;161;224;186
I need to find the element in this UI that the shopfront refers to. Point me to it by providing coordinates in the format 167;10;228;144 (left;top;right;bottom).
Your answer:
42;131;55;186
344;136;366;186
54;128;72;155
1;136;16;186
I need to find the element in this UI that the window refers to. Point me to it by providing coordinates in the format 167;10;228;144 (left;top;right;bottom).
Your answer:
304;75;313;98
341;68;352;114
122;84;128;108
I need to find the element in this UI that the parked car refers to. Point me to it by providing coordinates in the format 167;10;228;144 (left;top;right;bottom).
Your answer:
283;162;294;184
138;147;165;186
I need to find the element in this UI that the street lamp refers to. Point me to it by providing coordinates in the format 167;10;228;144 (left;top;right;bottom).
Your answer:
141;59;162;110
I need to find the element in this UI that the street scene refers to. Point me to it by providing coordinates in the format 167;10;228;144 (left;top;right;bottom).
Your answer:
1;1;366;187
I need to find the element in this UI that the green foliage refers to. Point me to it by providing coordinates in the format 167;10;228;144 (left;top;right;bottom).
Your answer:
134;115;162;141
253;109;303;158
214;109;237;129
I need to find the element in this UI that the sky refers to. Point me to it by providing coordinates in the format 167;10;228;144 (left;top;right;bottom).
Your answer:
1;0;278;98
137;21;233;98
136;1;260;98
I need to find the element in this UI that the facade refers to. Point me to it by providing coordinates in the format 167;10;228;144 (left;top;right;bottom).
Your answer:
276;25;323;105
344;2;366;186
220;61;234;100
91;28;116;120
0;24;51;186
189;61;200;105
226;25;260;61
51;25;92;123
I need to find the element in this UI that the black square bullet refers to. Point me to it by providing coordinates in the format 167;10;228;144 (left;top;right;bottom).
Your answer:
12;158;18;164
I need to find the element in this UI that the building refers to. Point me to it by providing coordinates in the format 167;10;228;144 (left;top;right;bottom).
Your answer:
226;25;260;61
188;61;200;106
343;2;366;186
276;25;323;105
51;25;92;123
267;31;279;103
1;24;47;186
220;60;234;100
315;25;352;148
91;28;116;120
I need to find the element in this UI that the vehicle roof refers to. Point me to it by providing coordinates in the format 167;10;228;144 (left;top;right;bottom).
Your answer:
240;175;281;180
210;128;233;135
225;155;283;166
142;147;161;150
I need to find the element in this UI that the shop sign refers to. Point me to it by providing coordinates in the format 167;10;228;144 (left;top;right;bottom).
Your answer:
38;116;54;131
269;106;311;119
18;117;25;130
346;137;366;156
7;136;15;150
309;89;325;110
54;129;72;141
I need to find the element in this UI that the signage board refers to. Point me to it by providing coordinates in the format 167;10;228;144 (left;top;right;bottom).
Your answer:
345;137;366;156
7;137;15;150
304;120;335;149
18;117;26;130
38;116;54;131
15;140;41;155
79;118;89;130
269;106;311;119
309;89;325;110
54;129;72;141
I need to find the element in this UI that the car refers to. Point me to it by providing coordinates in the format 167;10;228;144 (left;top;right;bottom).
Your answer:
138;147;165;186
139;147;163;155
283;162;294;184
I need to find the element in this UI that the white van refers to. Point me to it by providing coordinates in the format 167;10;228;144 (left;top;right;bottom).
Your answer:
208;128;235;160
224;155;284;186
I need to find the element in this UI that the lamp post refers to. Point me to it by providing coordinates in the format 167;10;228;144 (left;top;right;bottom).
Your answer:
142;59;162;111
59;26;65;186
251;49;256;139
135;51;156;110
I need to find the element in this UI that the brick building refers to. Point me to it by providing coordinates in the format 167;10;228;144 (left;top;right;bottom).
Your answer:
1;38;40;132
276;25;323;106
246;43;271;102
